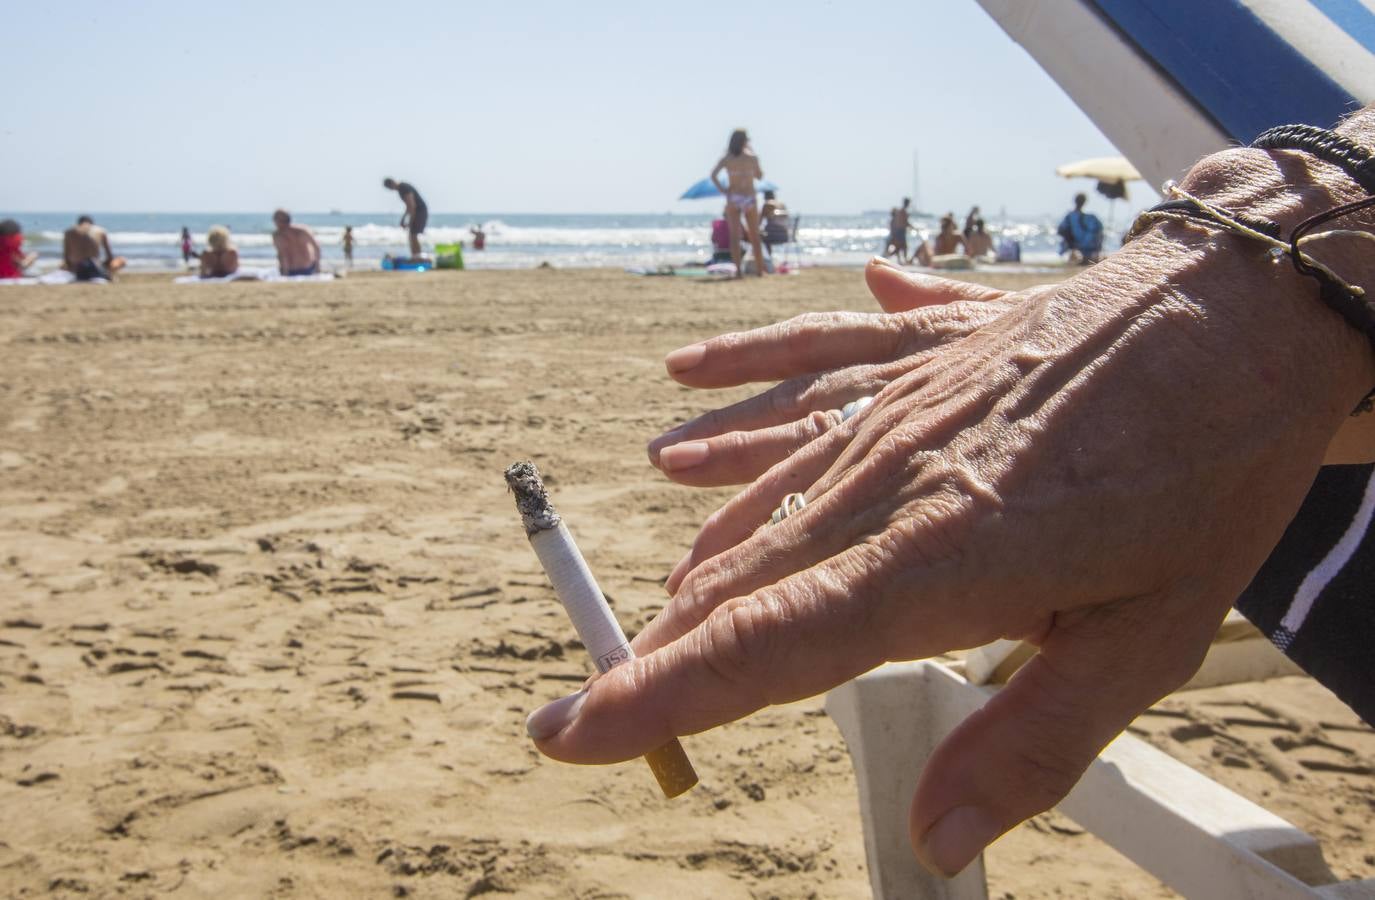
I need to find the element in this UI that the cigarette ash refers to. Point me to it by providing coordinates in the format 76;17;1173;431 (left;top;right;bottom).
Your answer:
504;461;562;535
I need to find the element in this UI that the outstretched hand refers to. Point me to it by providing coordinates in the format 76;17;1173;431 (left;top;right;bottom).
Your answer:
525;238;1370;877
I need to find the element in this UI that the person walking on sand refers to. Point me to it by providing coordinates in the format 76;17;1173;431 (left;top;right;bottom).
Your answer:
710;129;766;278
63;215;125;281
1057;192;1104;264
884;197;915;263
271;209;321;276
342;226;354;267
383;178;428;260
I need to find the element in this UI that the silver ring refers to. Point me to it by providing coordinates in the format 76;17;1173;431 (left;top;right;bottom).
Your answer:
840;396;874;422
770;492;807;525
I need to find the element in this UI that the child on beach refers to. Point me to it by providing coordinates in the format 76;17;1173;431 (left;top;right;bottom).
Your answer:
180;227;194;266
343;226;354;266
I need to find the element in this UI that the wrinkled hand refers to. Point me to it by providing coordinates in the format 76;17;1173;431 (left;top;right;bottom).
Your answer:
525;239;1370;877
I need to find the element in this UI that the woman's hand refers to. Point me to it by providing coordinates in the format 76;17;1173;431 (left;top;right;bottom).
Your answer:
526;165;1374;874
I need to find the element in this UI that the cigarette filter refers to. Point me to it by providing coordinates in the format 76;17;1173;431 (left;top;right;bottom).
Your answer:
504;461;698;798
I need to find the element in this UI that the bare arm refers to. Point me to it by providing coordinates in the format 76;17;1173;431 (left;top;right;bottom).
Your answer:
710;158;728;195
100;232;114;265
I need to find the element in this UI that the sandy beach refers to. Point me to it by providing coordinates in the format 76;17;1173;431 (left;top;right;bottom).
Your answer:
1;267;1371;899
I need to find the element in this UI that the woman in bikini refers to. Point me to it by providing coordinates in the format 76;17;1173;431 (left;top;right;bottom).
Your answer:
710;128;767;277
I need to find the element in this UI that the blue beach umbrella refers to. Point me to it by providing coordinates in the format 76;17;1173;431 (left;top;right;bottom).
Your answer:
679;177;780;200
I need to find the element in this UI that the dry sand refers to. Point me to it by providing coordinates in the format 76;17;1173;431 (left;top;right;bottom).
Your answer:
0;267;1371;898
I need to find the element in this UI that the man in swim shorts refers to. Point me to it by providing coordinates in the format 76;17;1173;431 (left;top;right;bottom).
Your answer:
272;209;321;276
884;197;913;263
384;178;428;259
63;215;124;281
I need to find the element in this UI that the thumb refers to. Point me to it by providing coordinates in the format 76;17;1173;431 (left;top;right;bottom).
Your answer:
864;257;1005;313
908;595;1218;877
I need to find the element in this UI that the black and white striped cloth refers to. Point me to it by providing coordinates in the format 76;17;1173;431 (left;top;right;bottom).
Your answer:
1236;464;1375;724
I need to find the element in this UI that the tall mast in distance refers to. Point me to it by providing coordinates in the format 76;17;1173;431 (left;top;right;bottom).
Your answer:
912;149;921;216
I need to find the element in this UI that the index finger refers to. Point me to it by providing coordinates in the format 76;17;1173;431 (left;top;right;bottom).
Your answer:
528;543;905;764
664;311;913;389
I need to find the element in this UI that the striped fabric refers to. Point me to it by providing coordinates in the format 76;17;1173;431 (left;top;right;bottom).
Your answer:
978;0;1375;722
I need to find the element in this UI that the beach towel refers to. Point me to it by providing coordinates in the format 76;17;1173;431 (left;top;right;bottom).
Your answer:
172;268;336;284
0;271;106;286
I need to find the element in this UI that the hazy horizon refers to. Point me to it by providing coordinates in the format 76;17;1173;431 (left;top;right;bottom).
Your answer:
5;0;1157;220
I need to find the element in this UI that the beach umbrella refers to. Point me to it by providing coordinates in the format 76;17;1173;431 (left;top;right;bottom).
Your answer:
1055;156;1142;183
679;177;779;200
1056;156;1143;201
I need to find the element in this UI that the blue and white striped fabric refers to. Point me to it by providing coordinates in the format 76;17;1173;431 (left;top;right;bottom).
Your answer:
1090;0;1375;139
979;0;1375;722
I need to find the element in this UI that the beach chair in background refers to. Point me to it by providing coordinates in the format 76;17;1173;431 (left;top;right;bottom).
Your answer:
766;214;803;273
822;3;1375;895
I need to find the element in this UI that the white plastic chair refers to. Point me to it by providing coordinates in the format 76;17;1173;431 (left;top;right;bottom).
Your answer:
825;622;1375;899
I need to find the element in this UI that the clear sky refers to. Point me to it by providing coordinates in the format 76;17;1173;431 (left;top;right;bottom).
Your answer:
3;0;1150;216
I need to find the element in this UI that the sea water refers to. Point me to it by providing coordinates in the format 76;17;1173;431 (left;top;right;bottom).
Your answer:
6;211;1100;272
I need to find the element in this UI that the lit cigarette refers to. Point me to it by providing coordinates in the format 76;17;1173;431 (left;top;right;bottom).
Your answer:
504;460;698;799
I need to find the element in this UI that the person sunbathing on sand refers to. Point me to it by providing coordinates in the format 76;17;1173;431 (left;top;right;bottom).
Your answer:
0;219;38;279
966;218;994;258
272;209;321;276
63;215;126;281
931;215;967;256
199;225;239;278
710;129;767;278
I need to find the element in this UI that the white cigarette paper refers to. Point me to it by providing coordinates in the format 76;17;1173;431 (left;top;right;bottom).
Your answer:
505;460;697;798
528;523;633;674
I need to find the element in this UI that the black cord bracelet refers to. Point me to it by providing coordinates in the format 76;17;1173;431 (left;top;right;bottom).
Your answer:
1253;124;1375;195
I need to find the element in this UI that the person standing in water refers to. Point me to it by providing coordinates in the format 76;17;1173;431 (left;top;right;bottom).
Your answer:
180;227;195;266
342;226;354;267
383;178;428;260
709;129;766;277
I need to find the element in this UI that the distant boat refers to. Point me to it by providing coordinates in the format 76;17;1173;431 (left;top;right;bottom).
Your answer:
328;208;343;216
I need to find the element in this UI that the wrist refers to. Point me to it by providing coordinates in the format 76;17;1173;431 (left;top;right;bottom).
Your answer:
1123;121;1375;424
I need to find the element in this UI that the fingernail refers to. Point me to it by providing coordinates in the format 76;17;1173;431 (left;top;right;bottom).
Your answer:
915;805;1001;878
666;551;692;591
665;343;706;374
659;441;710;472
647;426;686;463
525;690;587;741
870;255;897;269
